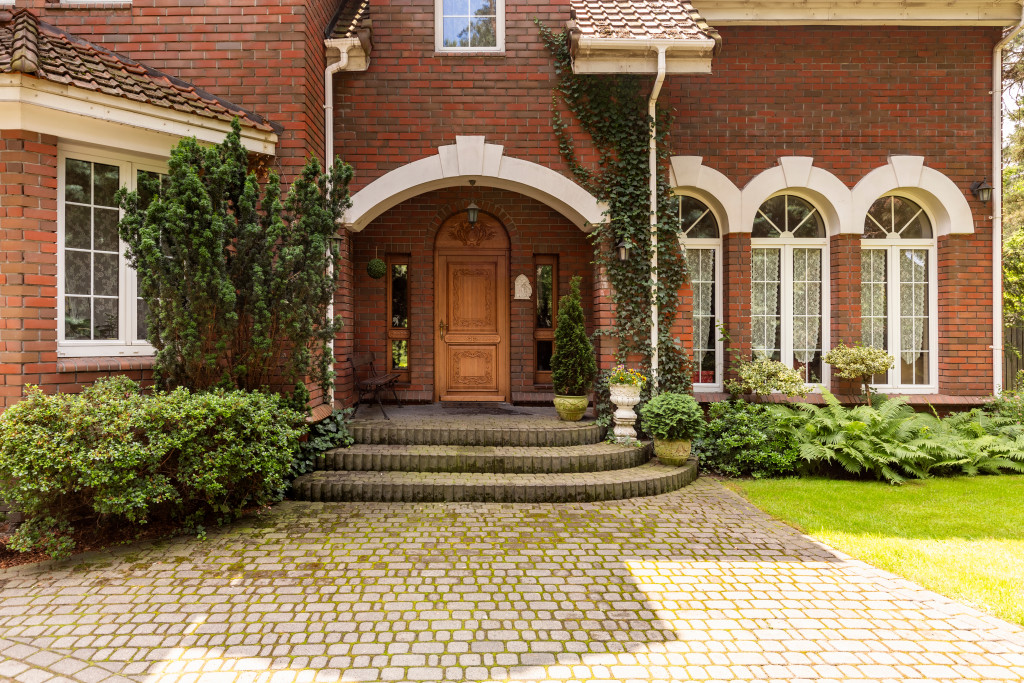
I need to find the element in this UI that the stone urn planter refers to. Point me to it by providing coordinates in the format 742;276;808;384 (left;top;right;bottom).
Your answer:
653;438;691;466
553;394;588;422
609;382;642;442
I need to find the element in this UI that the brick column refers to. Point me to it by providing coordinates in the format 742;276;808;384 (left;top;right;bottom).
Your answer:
722;232;751;380
938;233;992;396
829;233;862;396
593;259;617;372
0;130;59;410
334;230;356;407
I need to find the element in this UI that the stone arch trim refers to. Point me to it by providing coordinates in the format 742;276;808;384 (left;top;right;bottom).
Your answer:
740;157;853;236
669;156;742;235
344;136;607;232
851;156;975;237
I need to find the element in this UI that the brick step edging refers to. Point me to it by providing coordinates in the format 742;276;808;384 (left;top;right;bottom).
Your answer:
291;458;699;503
350;423;605;447
316;442;652;474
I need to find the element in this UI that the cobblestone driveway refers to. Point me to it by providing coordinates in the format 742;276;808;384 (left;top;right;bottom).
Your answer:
1;478;1022;683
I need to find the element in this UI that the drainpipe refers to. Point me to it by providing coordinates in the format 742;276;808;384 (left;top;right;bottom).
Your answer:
649;46;667;392
993;2;1024;395
323;48;352;406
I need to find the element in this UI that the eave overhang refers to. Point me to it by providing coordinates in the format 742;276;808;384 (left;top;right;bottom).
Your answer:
697;0;1023;26
570;32;718;74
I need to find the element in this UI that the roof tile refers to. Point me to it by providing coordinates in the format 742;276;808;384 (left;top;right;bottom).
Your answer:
570;0;718;41
0;9;277;133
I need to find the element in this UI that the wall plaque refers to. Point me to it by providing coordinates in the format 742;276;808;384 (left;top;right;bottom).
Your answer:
514;273;533;300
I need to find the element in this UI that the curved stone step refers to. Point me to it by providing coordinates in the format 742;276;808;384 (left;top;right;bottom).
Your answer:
350;419;604;447
291;458;698;503
316;442;652;474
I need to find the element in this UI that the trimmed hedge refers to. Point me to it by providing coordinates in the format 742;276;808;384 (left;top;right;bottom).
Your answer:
0;377;304;559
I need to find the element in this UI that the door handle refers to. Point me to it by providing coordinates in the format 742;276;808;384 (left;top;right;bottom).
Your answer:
439;320;446;340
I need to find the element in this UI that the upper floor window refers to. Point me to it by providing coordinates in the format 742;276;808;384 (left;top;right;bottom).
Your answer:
59;149;164;357
678;195;722;388
861;196;936;389
751;194;828;385
436;0;504;52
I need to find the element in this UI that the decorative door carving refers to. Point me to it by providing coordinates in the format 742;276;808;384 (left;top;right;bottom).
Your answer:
435;212;510;401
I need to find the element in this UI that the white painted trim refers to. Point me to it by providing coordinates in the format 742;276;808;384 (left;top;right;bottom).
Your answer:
571;38;716;75
669;156;742;234
344;136;607;232
852;156;975;237
325;37;370;72
0;74;277;155
57;147;160;358
680;238;724;392
434;0;505;53
740;157;852;235
698;1;1022;25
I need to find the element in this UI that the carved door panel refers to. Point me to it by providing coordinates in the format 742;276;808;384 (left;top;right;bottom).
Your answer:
435;214;509;401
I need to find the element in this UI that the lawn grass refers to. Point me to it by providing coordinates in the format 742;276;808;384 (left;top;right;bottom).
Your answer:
726;476;1024;627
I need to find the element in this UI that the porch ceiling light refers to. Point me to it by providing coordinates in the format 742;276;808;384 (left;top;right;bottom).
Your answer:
617;239;631;262
466;201;480;225
971;179;993;203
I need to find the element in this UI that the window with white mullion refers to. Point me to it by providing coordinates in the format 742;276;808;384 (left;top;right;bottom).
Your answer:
678;194;723;387
791;247;824;383
860;195;936;390
751;247;782;362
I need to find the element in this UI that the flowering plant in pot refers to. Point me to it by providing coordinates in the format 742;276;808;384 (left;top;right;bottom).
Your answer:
639;392;705;465
549;276;597;421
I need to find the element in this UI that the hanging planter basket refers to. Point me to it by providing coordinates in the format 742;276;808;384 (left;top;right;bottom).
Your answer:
367;258;387;280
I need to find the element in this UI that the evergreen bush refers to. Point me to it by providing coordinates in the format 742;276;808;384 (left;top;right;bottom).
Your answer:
639;393;705;441
550;275;598;396
0;377;303;559
824;342;895;403
696;400;801;479
117;119;352;403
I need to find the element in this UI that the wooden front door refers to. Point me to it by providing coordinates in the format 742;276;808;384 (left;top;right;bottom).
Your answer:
435;213;510;401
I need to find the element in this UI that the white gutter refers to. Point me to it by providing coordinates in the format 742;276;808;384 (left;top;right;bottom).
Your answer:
649;46;667;392
576;36;717;51
323;41;355;406
993;2;1024;395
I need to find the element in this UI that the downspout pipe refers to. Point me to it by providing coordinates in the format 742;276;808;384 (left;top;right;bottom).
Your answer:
993;2;1024;395
323;49;351;406
649;46;667;392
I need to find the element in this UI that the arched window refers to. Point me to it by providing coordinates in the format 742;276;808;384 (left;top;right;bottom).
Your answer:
751;194;828;384
678;195;722;388
861;196;936;388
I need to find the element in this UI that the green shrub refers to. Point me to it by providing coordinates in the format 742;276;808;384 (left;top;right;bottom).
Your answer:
639;393;704;440
550;275;597;396
0;377;304;559
726;355;809;398
695;400;800;479
824;342;894;403
293;408;354;478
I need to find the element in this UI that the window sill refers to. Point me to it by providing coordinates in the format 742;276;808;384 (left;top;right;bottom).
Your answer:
691;391;992;407
45;2;133;8
434;50;506;57
56;355;155;373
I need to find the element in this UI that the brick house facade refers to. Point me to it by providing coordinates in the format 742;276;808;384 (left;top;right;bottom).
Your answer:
1;0;1019;410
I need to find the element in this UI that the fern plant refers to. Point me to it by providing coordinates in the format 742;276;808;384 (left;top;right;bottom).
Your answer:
773;391;932;484
918;410;1024;477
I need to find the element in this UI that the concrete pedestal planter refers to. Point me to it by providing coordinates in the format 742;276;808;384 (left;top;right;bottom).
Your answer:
654;438;691;466
554;395;588;422
609;383;642;442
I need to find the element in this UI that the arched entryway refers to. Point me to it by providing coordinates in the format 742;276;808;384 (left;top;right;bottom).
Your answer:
434;211;510;401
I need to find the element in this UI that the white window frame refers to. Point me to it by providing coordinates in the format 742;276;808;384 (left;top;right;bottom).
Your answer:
861;196;939;393
677;193;724;392
750;192;830;390
434;0;505;53
58;146;165;357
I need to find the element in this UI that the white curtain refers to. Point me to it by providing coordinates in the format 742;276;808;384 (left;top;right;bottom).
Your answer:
792;248;822;364
900;249;928;365
861;250;887;349
690;249;714;367
751;248;780;355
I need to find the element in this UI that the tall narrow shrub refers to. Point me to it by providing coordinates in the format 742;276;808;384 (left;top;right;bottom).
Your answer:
117;119;353;401
550;275;598;395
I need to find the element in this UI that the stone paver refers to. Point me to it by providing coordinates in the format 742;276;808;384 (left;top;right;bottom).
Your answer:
1;477;1022;683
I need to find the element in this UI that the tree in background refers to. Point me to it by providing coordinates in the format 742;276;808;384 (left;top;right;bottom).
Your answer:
118;119;353;405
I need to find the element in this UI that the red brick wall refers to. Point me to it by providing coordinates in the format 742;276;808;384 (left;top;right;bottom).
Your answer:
829;233;863;395
348;187;593;403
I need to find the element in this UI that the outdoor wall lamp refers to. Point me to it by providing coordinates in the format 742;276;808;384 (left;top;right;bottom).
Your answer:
971;179;993;203
617;239;631;262
466;179;479;224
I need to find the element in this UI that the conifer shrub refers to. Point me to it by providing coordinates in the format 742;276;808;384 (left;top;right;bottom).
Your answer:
0;377;303;559
550;275;598;395
117;119;352;404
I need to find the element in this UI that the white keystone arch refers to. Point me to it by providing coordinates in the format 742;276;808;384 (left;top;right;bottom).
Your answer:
669;156;742;234
852;156;975;237
343;136;607;232
741;157;853;235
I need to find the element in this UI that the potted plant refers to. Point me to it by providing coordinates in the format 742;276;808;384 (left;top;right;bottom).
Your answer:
608;365;647;441
550;275;598;421
639;392;705;465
